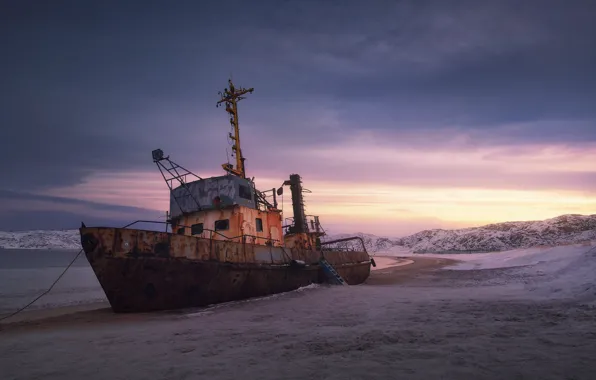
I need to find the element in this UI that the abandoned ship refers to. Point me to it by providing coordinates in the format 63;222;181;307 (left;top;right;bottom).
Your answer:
79;79;374;313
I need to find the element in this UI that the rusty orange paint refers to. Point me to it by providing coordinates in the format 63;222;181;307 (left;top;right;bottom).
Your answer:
81;226;369;268
171;205;283;247
79;225;372;313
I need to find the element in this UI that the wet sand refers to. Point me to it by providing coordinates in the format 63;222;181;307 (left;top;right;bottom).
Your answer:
0;257;434;337
1;256;595;380
0;256;442;332
367;255;457;285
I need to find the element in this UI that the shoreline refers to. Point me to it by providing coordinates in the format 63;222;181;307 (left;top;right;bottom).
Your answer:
2;251;594;379
366;255;459;285
1;302;109;324
371;255;415;270
0;256;457;333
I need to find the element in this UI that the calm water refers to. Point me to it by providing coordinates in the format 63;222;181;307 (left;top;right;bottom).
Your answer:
0;249;106;315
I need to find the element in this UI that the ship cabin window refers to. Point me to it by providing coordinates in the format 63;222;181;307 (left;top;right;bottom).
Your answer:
256;218;263;232
177;227;185;235
214;219;229;231
239;184;252;200
191;223;204;235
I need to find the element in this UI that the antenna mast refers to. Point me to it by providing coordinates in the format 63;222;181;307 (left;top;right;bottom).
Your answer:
216;79;254;178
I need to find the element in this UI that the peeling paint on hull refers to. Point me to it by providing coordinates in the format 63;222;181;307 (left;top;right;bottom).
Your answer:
80;227;371;313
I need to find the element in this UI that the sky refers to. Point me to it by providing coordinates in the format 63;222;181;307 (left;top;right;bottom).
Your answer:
1;0;595;236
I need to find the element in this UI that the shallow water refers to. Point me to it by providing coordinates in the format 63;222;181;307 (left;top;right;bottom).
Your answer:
0;249;106;314
0;251;400;316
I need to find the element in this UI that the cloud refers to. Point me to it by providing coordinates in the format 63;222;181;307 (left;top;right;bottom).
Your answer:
0;190;163;230
251;0;553;75
2;0;596;232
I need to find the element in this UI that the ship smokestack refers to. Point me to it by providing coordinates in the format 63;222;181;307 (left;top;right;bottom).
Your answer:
288;174;308;233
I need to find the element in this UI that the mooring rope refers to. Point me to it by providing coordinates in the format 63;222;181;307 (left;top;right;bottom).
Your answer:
0;248;84;322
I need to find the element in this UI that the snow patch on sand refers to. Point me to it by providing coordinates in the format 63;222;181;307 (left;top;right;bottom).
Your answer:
185;283;322;317
446;244;594;271
400;242;596;305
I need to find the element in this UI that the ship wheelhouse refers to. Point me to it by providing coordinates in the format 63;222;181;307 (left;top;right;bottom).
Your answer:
168;175;284;247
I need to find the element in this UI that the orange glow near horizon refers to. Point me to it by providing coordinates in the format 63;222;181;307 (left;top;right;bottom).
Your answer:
43;168;596;236
39;136;596;236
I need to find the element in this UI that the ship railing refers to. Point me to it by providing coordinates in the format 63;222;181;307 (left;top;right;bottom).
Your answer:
319;236;369;255
413;249;496;254
282;215;325;235
121;220;280;245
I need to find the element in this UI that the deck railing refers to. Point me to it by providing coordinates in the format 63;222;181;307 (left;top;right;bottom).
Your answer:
319;236;368;254
282;215;326;235
120;220;280;245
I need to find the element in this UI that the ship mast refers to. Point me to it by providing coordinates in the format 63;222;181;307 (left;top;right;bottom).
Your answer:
216;79;254;178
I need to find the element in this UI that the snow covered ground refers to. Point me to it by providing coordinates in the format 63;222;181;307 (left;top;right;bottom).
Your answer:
388;242;596;304
1;243;595;379
325;214;596;253
388;242;594;270
0;230;79;250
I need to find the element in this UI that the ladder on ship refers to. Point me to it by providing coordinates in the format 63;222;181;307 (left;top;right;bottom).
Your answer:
320;259;348;286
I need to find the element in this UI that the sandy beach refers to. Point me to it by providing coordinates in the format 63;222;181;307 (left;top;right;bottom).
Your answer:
0;256;436;332
1;254;595;379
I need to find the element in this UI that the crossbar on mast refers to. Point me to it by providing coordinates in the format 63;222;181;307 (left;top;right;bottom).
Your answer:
216;79;254;178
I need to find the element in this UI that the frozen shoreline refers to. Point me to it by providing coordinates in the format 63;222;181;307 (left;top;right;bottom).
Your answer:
0;257;415;330
0;255;413;326
1;248;595;379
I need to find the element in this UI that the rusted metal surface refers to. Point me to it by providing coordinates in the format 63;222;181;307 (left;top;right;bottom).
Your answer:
320;236;368;254
169;175;257;218
333;261;371;285
172;205;283;247
322;250;370;266
284;232;316;250
82;227;369;266
216;79;254;178
87;257;322;312
79;226;371;312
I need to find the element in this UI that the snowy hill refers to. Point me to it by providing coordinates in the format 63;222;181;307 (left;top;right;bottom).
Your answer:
323;214;596;253
397;214;596;253
1;214;595;252
321;232;402;253
0;230;79;250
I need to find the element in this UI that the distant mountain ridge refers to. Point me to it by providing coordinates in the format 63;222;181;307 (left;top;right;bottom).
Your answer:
323;214;596;253
1;214;595;252
0;229;80;250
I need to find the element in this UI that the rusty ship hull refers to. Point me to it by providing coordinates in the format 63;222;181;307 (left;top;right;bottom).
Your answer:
80;227;371;313
79;79;374;313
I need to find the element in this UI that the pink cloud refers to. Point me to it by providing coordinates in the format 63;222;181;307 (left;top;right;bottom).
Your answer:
39;126;596;235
